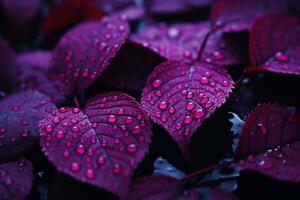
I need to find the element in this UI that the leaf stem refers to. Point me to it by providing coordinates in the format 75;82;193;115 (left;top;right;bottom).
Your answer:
74;97;80;108
181;163;220;182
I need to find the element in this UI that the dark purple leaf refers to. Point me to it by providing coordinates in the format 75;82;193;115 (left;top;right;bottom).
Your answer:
0;158;33;200
0;90;57;160
131;22;245;66
141;60;234;156
49;16;130;96
234;104;300;182
129;176;199;200
207;187;238;200
150;0;215;14
210;0;289;32
249;12;300;75
16;51;65;104
40;92;152;197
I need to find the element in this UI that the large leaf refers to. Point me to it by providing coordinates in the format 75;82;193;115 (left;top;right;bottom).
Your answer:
130;176;199;200
0;90;57;160
210;0;289;32
141;60;234;156
49;16;130;96
235;104;300;182
0;158;33;200
16;51;65;104
249;12;300;75
40;92;152;197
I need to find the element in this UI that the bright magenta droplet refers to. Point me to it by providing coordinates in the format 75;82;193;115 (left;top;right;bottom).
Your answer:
200;77;208;84
86;169;95;179
71;162;80;172
158;101;168;110
76;144;85;154
186;102;195;111
127;144;137;153
72;126;79;133
275;52;288;62
45;125;53;133
56;131;64;139
132;125;141;134
113;164;121;174
107;115;117;123
193;108;205;119
152;79;162;88
98;156;106;165
184;116;192;124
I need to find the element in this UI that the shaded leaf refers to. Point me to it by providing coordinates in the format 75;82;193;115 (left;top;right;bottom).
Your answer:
210;0;289;32
130;176;199;200
249;12;300;75
0;158;33;200
207;187;238;200
153;157;185;179
49;16;130;96
141;60;234;156
40;92;152;197
0;90;57;160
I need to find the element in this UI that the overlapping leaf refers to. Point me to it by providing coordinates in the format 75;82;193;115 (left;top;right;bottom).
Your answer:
40;92;152;197
0;90;57;159
0;159;33;200
249;12;300;75
49;16;130;96
141;61;234;156
234;104;300;182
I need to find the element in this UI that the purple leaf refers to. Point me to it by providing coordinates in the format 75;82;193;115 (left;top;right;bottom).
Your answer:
234;104;300;182
16;51;65;104
131;22;245;66
0;90;57;160
0;158;33;200
49;16;130;96
129;176;199;200
150;0;215;14
40;92;152;197
207;187;238;200
210;0;289;32
249;12;300;75
141;60;234;157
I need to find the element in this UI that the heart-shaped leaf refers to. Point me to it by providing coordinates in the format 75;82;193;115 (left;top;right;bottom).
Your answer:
0;90;57;160
234;104;300;182
43;0;104;36
210;0;289;32
249;12;300;75
129;176;199;200
0;158;33;200
40;92;152;197
49;16;130;96
141;60;234;156
16;51;65;104
131;22;245;66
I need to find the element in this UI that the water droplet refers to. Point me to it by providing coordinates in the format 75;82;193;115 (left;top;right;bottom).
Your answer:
257;123;267;134
168;27;179;38
258;159;274;170
184;116;192;124
158;101;168;110
21;130;30;138
186;102;195;111
275;52;288;62
98;156;106;165
107;115;117;123
71;162;80;172
222;80;230;87
132;125;141;134
118;108;125;115
20;119;29;126
86;169;95;179
72;108;80;114
212;51;224;61
168;107;176;114
72;126;80;133
92;122;98;128
193;108;205;119
76;144;85;155
200;77;208;84
175;123;182;130
45;125;53;133
59;107;66;113
155;90;162;97
127;144;137;153
125;117;133;124
56;131;64;139
152;79;162;88
113;164;121;174
52;117;60;124
0;127;7;133
63;150;70;158
186;91;193;99
184;50;192;58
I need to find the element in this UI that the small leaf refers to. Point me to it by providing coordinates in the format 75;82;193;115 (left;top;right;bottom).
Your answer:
0;158;33;200
49;16;130;96
0;90;57;160
141;60;234;156
40;92;152;197
210;0;289;32
234;103;300;182
130;176;199;200
249;12;300;75
16;51;65;104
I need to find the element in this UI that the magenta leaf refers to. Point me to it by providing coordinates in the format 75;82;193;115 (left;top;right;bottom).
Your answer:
0;90;57;160
0;158;33;200
210;0;289;32
16;51;65;104
40;92;152;197
249;12;300;75
130;176;199;200
131;22;245;66
141;60;234;156
234;104;300;182
207;187;238;200
49;16;130;96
